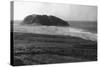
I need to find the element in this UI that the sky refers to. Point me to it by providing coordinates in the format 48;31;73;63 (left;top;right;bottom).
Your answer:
14;1;97;21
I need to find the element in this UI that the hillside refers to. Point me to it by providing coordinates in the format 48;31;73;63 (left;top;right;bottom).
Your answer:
13;32;97;66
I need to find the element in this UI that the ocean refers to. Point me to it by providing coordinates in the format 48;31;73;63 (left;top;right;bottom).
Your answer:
69;21;97;33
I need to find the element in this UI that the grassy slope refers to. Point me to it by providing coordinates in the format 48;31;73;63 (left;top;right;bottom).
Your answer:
13;32;97;66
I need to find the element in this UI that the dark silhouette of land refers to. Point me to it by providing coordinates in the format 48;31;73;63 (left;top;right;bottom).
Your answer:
22;14;69;26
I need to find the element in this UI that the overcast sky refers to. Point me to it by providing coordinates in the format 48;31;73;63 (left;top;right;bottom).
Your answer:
14;1;97;21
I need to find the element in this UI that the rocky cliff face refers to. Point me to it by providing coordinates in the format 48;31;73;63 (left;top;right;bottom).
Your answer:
22;14;69;26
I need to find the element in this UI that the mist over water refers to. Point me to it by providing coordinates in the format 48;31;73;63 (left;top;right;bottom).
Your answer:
14;20;97;33
13;21;97;41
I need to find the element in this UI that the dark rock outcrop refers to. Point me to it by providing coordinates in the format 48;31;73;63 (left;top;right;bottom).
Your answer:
48;15;69;26
22;14;69;27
